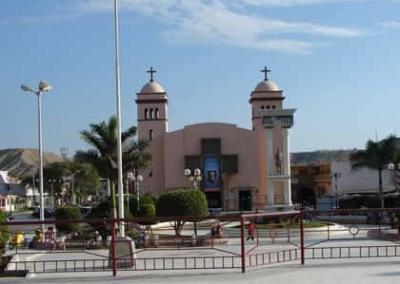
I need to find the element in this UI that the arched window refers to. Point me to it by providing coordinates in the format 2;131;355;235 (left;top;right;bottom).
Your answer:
149;129;153;141
272;105;276;109
267;105;270;109
144;108;148;120
155;108;159;119
261;106;265;110
149;109;154;119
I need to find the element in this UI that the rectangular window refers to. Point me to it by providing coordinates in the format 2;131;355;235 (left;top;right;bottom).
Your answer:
221;155;238;173
149;129;153;141
201;138;221;155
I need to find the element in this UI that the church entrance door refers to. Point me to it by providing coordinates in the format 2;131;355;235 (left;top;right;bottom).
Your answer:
205;192;221;209
239;191;252;211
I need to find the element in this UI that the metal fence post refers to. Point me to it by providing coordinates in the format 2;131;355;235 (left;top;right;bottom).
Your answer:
300;212;305;265
111;219;117;277
327;220;330;240
240;215;246;273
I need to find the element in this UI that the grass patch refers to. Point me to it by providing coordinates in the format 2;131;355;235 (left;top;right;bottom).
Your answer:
232;221;334;229
255;221;333;229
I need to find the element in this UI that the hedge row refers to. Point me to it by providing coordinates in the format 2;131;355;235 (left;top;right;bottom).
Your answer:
339;194;400;209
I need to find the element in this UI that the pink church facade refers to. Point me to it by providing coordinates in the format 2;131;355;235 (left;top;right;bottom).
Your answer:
135;67;295;211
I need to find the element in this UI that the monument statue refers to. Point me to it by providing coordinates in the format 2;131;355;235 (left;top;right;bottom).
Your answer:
275;148;283;174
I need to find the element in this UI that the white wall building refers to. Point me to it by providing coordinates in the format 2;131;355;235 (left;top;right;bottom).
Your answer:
331;159;396;196
0;171;39;211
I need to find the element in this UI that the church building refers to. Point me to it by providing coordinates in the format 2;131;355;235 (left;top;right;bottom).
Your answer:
135;67;296;211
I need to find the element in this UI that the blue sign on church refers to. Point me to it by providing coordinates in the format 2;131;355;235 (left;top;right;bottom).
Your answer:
203;155;221;189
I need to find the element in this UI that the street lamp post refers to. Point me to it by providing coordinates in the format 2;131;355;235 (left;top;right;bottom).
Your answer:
21;81;51;234
127;172;143;211
388;163;400;192
184;168;202;190
48;179;62;208
183;168;202;241
332;172;341;209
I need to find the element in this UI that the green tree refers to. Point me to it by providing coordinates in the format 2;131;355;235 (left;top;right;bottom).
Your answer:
157;189;208;236
0;211;9;249
350;135;398;208
75;116;151;217
55;207;82;232
21;161;99;206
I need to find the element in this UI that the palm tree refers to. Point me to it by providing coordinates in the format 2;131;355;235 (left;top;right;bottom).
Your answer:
350;135;397;208
74;116;151;216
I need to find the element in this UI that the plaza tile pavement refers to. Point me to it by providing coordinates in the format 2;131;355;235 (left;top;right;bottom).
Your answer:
1;258;400;284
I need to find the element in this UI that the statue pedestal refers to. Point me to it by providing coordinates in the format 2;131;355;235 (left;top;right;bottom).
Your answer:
109;237;136;268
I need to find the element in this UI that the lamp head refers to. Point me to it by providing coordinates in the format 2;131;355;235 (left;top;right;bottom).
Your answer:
184;168;191;176
38;80;52;92
127;172;134;180
21;84;34;92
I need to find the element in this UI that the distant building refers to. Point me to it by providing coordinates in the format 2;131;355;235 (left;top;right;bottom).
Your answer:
331;159;396;195
0;171;39;212
291;163;332;202
290;157;398;208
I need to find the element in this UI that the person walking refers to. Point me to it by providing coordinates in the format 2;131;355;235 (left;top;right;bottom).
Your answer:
247;222;255;241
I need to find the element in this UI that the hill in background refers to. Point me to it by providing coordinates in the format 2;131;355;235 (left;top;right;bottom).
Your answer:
0;148;62;178
0;147;356;179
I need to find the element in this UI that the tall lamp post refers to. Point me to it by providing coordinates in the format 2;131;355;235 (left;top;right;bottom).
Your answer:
113;0;125;237
388;163;400;192
127;172;143;211
21;81;51;233
332;172;341;209
184;168;202;190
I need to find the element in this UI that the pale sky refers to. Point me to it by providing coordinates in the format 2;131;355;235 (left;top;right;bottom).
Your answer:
1;0;400;156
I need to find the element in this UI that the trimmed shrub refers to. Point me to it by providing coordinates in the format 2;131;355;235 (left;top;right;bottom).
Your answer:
88;197;132;237
55;207;82;232
157;189;208;235
339;195;380;209
129;194;157;215
384;195;400;208
157;189;208;217
137;203;156;218
136;203;156;225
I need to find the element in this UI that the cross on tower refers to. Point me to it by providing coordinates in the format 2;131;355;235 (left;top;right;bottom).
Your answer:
261;66;271;81
147;66;156;82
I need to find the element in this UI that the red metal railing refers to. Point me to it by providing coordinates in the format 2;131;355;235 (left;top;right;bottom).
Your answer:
3;208;400;276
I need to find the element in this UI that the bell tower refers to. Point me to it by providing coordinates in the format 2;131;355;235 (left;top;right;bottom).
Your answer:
250;66;296;209
135;67;168;195
250;66;284;130
136;67;168;142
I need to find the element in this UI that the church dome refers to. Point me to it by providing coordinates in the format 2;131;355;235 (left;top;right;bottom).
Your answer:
254;80;280;92
140;81;165;93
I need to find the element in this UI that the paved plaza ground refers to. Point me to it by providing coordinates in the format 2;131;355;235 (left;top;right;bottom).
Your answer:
1;258;400;284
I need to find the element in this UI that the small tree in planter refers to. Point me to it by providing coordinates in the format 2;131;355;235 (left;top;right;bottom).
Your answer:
157;189;208;236
55;207;82;233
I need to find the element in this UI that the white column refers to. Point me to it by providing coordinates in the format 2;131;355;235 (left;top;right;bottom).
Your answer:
268;181;275;206
265;129;275;206
282;128;292;206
